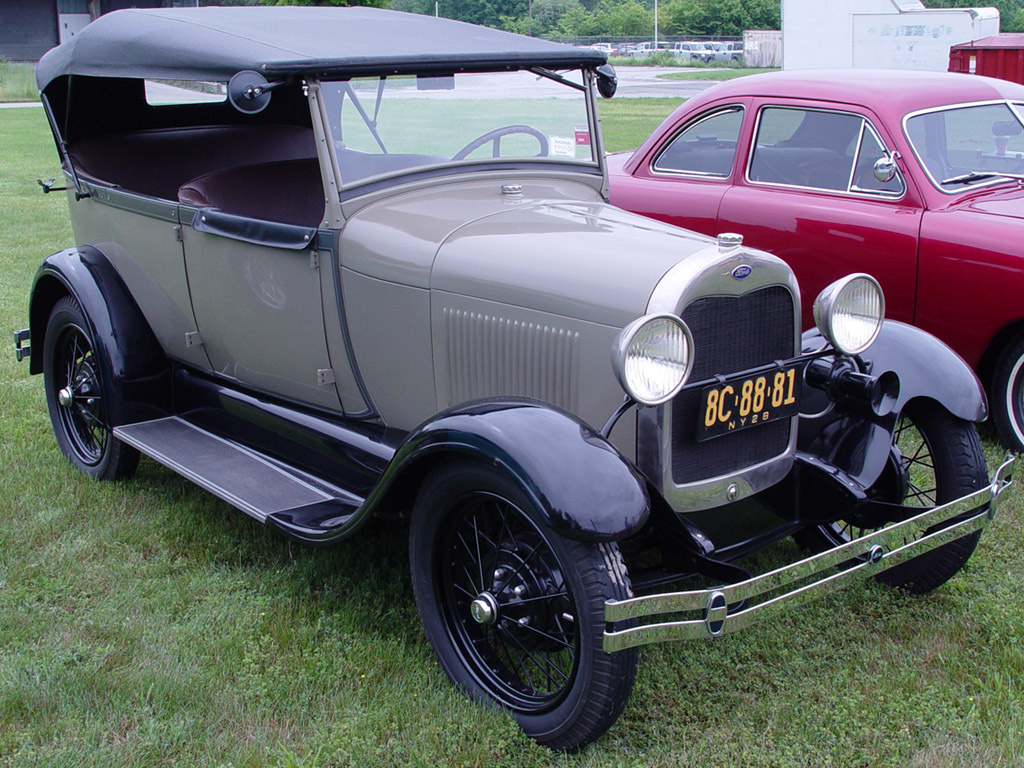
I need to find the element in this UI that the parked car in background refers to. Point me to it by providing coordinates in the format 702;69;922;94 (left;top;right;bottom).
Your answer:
672;41;715;62
610;68;1024;453
630;40;673;58
708;40;744;63
18;16;1013;752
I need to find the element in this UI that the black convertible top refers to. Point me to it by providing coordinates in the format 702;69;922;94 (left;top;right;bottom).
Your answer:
36;6;605;90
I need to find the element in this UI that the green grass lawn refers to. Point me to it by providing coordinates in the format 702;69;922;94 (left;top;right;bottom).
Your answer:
0;60;38;103
601;97;678;151
2;106;1022;768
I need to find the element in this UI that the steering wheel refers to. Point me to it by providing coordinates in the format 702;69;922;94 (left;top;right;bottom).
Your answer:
452;125;549;161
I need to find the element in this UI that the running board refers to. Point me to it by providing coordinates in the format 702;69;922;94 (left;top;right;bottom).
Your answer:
114;417;362;541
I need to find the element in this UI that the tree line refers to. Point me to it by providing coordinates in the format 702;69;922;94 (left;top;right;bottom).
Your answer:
250;0;777;37
249;0;1024;37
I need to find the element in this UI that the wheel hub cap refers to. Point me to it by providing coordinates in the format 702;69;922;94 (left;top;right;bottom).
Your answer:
470;592;499;625
58;386;74;407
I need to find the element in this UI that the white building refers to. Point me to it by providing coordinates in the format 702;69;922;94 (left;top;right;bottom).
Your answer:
782;0;1000;71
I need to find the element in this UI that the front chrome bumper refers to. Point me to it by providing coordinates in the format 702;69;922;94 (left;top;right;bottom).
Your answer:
603;456;1014;653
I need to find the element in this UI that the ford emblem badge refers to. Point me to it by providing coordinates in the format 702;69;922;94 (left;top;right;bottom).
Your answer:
732;265;752;280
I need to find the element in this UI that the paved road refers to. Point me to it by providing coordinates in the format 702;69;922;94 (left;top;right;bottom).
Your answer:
612;66;716;99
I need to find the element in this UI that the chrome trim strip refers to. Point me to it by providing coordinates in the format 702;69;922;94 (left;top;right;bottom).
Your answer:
847;119;867;192
77;179;179;222
603;456;1014;652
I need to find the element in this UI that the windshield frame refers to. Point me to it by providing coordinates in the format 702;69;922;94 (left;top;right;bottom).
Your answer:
903;98;1024;195
314;66;606;195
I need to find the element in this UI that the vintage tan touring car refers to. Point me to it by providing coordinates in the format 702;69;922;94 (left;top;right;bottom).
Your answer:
17;7;1012;750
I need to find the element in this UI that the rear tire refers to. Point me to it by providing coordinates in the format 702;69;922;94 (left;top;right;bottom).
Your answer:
796;401;987;593
991;333;1024;453
409;458;637;751
43;296;139;480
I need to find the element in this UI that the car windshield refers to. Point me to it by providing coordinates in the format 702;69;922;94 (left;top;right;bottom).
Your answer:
905;101;1024;192
319;70;595;188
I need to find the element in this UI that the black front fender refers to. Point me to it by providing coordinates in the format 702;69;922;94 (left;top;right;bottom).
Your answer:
855;321;986;422
371;399;650;543
29;245;170;425
797;321;987;493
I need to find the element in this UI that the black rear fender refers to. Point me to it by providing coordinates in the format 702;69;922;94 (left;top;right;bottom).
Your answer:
29;245;171;425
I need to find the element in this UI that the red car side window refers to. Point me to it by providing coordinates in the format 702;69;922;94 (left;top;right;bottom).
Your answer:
750;106;902;197
851;126;903;195
652;107;744;178
750;107;861;191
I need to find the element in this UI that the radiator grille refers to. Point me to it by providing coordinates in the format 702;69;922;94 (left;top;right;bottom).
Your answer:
444;308;580;412
671;286;795;484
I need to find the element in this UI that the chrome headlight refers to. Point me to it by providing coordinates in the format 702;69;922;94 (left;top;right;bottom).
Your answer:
813;274;885;355
613;314;694;405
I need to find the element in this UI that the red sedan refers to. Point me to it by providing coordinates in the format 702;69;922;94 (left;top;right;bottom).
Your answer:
609;68;1024;452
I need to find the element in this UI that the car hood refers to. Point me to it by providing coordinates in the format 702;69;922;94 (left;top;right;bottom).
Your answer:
432;200;717;327
957;187;1024;219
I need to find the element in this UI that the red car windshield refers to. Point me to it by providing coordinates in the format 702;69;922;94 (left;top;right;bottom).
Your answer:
905;101;1024;192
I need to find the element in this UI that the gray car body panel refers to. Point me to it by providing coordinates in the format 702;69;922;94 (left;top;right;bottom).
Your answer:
340;269;436;428
337;176;609;288
65;187;213;371
180;223;343;412
337;175;724;452
48;63;807;513
433;200;714;328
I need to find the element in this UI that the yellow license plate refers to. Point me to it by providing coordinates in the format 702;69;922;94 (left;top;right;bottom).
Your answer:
697;363;803;441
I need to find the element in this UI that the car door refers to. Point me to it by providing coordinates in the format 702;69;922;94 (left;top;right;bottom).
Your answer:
717;101;923;330
610;100;751;236
179;154;345;413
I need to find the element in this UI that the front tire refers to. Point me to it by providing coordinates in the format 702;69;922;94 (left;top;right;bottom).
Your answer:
43;296;139;480
991;333;1024;453
409;459;637;751
797;401;987;593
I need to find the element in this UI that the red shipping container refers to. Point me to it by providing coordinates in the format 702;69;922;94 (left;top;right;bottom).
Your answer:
950;35;1024;85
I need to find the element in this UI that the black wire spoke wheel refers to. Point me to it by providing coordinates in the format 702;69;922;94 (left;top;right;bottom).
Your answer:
892;412;939;505
53;322;107;465
439;491;578;710
833;411;938;542
43;297;139;481
410;459;637;751
797;402;987;593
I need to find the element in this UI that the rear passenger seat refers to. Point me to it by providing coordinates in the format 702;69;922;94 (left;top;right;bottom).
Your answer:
67;125;317;201
177;158;324;227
